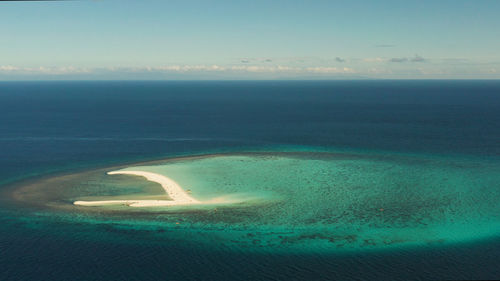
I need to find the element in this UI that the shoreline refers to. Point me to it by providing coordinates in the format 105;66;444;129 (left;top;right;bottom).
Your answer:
3;151;286;211
4;151;500;251
74;170;201;207
5;150;485;211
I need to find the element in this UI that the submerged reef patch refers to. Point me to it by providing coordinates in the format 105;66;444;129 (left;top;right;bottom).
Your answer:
9;152;500;251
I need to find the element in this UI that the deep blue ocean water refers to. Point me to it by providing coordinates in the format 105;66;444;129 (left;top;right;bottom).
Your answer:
1;80;500;280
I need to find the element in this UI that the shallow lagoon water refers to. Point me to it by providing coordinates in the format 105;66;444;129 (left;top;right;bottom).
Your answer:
12;152;500;253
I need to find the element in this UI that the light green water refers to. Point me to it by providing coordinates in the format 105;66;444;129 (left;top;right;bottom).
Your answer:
13;152;500;252
56;152;500;251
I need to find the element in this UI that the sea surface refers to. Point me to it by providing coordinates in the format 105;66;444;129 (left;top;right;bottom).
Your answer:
1;80;500;280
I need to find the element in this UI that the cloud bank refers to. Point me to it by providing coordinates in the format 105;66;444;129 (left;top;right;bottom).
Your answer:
1;56;498;80
0;64;356;75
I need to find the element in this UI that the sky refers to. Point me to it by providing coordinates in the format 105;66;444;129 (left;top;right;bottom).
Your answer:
1;0;499;80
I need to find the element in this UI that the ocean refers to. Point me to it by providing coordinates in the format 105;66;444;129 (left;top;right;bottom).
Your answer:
1;80;500;280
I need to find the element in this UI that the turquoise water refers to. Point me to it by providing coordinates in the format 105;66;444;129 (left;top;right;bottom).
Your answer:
19;152;499;253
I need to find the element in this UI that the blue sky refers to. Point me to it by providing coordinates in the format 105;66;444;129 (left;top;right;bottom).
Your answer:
1;0;499;79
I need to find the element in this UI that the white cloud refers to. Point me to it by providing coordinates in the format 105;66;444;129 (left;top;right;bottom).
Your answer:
0;65;91;74
367;68;392;74
305;67;355;73
229;65;301;73
2;61;499;79
0;65;19;71
0;64;355;75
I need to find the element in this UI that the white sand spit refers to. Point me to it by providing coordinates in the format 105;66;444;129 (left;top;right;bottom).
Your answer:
74;170;201;207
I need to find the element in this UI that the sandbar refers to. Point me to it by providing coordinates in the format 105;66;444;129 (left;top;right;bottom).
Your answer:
74;170;201;207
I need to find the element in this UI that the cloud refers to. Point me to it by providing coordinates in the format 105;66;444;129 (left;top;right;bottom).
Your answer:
0;65;91;74
388;55;425;63
2;62;500;79
411;55;425;62
0;65;19;71
305;67;355;74
153;65;226;72
0;64;357;76
335;57;345;63
367;68;393;74
389;57;408;63
239;58;272;63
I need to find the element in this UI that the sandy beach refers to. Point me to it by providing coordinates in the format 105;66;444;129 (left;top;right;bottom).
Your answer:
74;170;201;207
